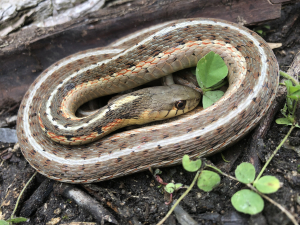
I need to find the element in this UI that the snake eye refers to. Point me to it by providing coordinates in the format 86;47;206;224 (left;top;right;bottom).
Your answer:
175;100;186;110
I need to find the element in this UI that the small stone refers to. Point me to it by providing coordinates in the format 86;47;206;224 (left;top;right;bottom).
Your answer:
6;115;17;126
46;217;61;225
0;119;7;128
54;208;61;215
0;128;18;143
278;50;286;56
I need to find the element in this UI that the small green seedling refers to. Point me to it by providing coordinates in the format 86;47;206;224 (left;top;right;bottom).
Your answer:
231;189;264;215
192;51;228;109
253;25;271;37
164;183;183;194
231;162;280;215
197;170;220;192
182;154;202;172
151;168;186;204
276;79;300;128
182;155;220;192
235;162;256;184
183;159;280;215
0;218;28;225
254;176;280;194
202;91;225;109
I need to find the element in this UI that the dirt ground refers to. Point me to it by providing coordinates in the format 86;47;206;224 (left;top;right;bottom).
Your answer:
1;2;300;225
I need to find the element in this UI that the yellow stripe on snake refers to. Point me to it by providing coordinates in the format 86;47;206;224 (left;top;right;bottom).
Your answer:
17;18;279;183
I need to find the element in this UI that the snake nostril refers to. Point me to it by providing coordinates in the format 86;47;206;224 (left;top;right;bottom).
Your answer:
175;100;186;110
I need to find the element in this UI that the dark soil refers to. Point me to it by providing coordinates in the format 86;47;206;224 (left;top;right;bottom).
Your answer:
1;2;300;225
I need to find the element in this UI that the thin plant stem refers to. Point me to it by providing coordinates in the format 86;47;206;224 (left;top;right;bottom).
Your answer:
156;170;201;225
11;171;37;219
280;71;299;85
206;164;238;181
255;125;294;182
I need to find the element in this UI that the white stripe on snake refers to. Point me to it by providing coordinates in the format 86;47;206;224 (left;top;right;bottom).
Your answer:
17;18;279;183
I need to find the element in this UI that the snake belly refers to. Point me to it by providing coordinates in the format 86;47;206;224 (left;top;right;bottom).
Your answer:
17;18;279;183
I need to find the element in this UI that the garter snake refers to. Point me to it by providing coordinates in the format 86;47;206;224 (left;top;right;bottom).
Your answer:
17;18;279;183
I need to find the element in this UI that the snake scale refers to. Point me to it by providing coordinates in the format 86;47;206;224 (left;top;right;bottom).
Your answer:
17;18;279;183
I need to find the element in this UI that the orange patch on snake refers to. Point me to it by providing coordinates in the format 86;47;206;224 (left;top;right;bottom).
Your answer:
84;132;99;140
70;132;98;142
47;132;66;142
136;61;146;67
145;57;155;63
227;47;234;52
202;40;212;45
216;42;226;46
185;41;199;47
38;116;45;130
91;80;99;84
101;118;124;133
164;47;181;54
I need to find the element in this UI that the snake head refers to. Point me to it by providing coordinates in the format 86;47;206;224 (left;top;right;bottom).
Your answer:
130;84;201;124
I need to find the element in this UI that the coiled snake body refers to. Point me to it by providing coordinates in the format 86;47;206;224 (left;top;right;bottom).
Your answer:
17;18;279;183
